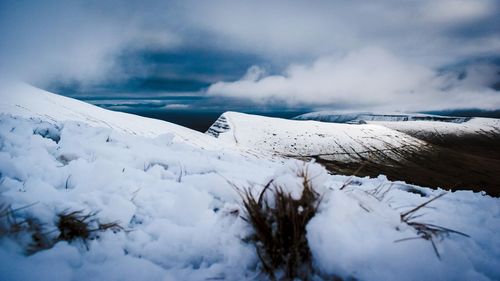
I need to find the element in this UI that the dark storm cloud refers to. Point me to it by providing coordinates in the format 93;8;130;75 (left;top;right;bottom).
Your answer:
120;48;266;86
44;48;267;97
0;0;499;110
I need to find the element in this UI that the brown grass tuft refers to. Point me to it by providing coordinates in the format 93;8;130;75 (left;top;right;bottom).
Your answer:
57;210;124;244
239;169;322;280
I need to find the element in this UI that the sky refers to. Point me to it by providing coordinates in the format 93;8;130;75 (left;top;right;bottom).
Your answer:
0;0;499;112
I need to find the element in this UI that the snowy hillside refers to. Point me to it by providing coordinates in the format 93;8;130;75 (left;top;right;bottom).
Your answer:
0;81;225;149
0;84;499;281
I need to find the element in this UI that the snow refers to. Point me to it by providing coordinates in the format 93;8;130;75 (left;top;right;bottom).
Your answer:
0;83;499;280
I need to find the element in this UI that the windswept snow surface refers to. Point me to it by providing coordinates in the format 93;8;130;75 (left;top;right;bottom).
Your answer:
0;83;499;280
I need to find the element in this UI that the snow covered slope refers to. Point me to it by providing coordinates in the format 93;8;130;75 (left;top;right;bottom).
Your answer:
0;83;499;281
208;111;426;161
0;81;222;148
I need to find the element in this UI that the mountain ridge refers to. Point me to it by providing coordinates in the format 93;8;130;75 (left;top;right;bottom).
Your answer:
207;111;500;195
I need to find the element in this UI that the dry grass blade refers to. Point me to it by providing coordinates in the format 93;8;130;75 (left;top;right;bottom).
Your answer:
0;202;39;236
364;183;392;201
257;179;274;207
400;193;446;220
398;193;470;259
339;162;366;190
97;221;124;232
0;202;39;218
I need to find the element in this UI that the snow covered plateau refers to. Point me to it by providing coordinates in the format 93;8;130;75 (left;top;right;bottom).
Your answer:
0;82;499;281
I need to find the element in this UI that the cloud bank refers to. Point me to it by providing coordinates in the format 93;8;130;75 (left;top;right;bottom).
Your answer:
208;48;500;111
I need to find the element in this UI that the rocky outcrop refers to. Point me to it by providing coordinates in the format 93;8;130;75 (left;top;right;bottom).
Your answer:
206;114;231;138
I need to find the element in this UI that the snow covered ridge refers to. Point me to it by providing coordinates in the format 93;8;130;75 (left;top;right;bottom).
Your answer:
0;83;499;280
293;111;473;124
207;111;426;161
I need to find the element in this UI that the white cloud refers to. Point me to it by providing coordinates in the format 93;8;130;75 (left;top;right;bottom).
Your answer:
164;103;190;109
207;48;500;111
420;0;495;25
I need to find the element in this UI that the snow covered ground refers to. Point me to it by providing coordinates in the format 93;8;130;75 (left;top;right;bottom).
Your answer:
0;83;499;280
